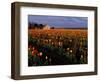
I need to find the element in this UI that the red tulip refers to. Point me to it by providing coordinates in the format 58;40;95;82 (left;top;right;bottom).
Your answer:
31;49;38;56
34;49;38;54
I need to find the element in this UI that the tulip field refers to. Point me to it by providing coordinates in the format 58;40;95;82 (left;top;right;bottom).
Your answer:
28;29;88;66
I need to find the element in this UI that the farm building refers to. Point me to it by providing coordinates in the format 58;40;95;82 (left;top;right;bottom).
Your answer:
43;24;50;30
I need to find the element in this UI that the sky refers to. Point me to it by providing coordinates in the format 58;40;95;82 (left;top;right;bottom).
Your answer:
28;15;88;28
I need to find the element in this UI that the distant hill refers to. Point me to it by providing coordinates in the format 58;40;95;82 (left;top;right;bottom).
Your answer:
55;27;87;29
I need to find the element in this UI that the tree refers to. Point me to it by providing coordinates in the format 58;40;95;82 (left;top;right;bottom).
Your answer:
28;22;32;29
39;24;44;29
34;23;38;27
51;27;55;29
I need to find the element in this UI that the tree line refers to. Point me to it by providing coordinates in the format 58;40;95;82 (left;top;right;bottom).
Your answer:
28;22;55;29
